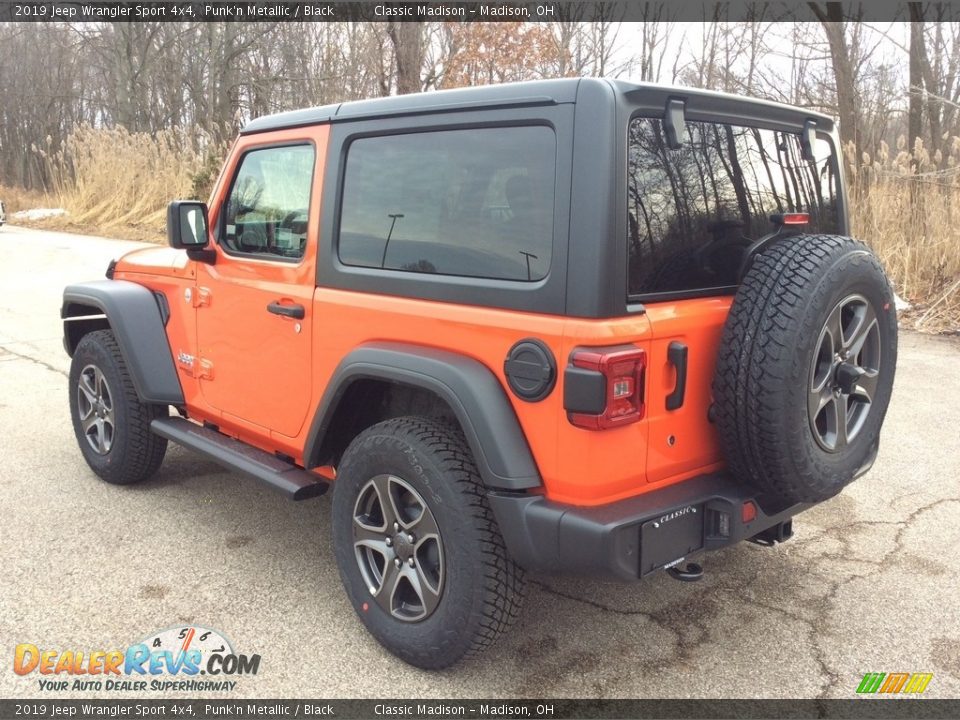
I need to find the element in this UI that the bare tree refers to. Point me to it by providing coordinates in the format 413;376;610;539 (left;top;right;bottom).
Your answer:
387;21;424;94
809;2;865;156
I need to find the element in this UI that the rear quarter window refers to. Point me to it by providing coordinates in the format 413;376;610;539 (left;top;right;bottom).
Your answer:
627;117;841;298
338;126;556;282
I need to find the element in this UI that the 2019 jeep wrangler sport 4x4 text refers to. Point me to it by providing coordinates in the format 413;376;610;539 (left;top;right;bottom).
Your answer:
62;79;897;669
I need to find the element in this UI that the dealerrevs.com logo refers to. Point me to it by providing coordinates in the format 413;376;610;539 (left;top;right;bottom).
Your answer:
13;625;260;692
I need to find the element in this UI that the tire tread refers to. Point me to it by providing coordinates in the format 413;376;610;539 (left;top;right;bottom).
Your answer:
71;329;167;484
712;235;895;504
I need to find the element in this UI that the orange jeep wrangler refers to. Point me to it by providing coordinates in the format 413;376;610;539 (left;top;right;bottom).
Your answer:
62;79;897;669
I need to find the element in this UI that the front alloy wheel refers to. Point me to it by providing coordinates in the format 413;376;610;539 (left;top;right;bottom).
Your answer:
77;364;116;454
68;329;167;485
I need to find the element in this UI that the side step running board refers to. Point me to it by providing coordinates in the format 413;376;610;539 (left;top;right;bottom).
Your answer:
150;416;328;501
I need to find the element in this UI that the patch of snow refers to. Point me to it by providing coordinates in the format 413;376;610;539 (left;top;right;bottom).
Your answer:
12;208;67;221
894;293;911;311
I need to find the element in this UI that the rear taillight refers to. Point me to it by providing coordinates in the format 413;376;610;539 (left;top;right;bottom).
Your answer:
568;345;646;430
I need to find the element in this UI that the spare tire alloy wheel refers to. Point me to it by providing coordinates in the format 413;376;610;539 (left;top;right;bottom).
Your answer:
808;294;881;452
352;474;444;622
712;235;897;506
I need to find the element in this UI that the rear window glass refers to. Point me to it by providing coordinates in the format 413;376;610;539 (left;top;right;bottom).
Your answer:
627;118;840;297
339;126;556;282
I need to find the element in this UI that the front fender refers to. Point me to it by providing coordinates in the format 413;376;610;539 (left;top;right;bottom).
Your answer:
62;280;184;405
304;342;542;491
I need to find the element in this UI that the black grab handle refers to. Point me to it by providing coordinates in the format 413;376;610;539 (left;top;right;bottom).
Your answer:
267;301;305;320
665;341;688;411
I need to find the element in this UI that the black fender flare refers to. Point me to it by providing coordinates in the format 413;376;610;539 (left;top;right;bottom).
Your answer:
303;342;542;491
62;280;184;405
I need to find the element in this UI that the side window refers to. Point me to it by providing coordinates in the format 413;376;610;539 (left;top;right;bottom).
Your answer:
627;118;840;297
222;144;315;260
338;126;556;282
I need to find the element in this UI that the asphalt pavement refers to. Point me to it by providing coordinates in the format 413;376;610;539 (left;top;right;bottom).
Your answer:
1;224;958;699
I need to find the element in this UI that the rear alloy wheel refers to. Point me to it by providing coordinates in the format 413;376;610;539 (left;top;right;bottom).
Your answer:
332;416;525;669
352;474;444;622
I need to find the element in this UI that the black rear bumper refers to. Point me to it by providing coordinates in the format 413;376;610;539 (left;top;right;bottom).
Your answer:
488;473;809;581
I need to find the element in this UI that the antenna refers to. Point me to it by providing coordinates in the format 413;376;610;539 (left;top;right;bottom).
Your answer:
381;213;405;268
519;251;538;281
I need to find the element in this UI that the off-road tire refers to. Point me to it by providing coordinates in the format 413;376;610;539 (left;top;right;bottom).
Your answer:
332;416;526;669
713;235;897;506
69;329;168;484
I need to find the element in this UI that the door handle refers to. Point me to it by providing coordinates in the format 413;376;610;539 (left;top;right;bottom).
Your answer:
267;301;305;320
666;341;688;411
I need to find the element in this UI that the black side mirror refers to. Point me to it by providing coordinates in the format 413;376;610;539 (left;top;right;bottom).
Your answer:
167;200;210;249
167;201;216;263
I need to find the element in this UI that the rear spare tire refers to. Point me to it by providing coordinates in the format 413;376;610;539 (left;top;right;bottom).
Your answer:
713;235;897;506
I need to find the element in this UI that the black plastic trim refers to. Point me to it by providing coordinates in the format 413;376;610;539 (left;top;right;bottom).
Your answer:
801;118;818;161
303;342;541;490
663;97;687;148
563;366;606;415
665;341;688;411
503;338;557;403
151;417;328;501
153;291;171;327
61;280;184;405
266;301;305;319
487;472;811;581
186;248;217;264
167;200;210;250
628;286;738;305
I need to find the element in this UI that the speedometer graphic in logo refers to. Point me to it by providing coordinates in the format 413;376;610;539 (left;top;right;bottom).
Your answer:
138;625;233;671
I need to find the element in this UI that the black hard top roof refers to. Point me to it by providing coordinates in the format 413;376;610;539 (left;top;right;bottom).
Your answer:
241;78;580;135
241;77;834;135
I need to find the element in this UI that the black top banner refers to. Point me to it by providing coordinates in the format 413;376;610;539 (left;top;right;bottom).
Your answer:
1;1;958;23
3;699;960;720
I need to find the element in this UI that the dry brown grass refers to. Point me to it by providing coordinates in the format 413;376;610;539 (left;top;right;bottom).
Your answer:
34;124;204;239
0;183;50;214
848;137;960;333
